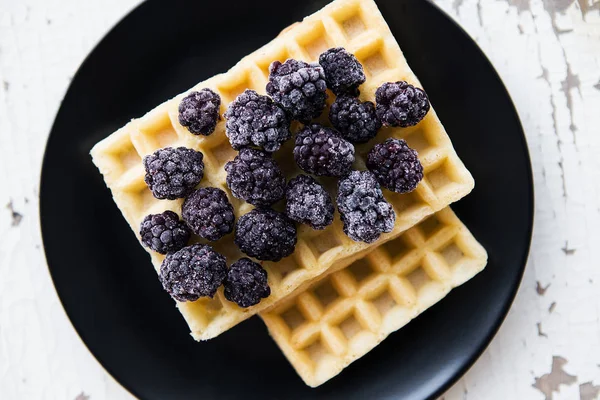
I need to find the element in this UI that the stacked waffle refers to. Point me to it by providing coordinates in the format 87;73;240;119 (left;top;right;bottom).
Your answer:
91;0;486;386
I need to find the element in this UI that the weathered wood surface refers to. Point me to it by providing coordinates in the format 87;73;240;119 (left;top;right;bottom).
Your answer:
0;0;598;398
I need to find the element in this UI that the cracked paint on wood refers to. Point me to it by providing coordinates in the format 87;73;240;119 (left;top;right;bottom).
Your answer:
537;322;549;338
6;200;23;227
533;356;577;399
438;1;600;397
536;281;551;295
0;0;598;399
580;382;600;400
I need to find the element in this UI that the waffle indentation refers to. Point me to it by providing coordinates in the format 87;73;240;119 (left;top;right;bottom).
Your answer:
372;289;396;317
156;126;179;148
404;127;432;153
347;259;375;285
313;280;340;308
282;305;307;331
386;189;428;217
138;113;180;153
199;294;225;314
296;21;332;61
440;241;465;267
116;144;141;171
405;266;430;292
339;313;362;340
342;14;366;39
275;256;303;282
426;160;455;191
180;294;226;329
382;237;412;263
120;182;165;221
257;48;290;79
218;71;253;103
418;214;443;240
306;340;328;364
363;51;388;77
209;140;237;167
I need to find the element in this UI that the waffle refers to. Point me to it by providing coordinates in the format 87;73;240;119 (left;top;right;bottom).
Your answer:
260;208;488;387
90;0;474;340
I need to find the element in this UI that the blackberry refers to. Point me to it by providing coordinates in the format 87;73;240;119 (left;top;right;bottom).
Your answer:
182;187;235;241
224;258;271;308
329;94;382;143
293;124;355;177
178;89;221;135
159;244;227;301
285;175;334;230
375;81;430;127
234;208;297;261
318;47;366;95
337;170;395;243
225;148;285;206
143;147;204;200
266;59;327;123
140;211;190;254
224;89;291;152
367;138;423;193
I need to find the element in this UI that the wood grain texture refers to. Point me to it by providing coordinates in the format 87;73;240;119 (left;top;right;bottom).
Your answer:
0;0;598;399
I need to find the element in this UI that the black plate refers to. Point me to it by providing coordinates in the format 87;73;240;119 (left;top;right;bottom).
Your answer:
40;0;533;398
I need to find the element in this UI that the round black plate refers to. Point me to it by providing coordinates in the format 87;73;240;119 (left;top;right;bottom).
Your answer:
40;0;533;399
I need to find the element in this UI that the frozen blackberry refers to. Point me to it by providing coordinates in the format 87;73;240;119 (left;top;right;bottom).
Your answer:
293;124;355;177
286;175;334;230
337;170;395;243
367;138;423;193
159;244;227;301
329;94;382;143
225;148;285;206
140;211;190;254
224;89;291;152
182;187;235;241
375;81;430;127
178;89;221;135
266;59;327;123
143;147;204;200
234;208;297;261
224;258;271;308
318;47;366;95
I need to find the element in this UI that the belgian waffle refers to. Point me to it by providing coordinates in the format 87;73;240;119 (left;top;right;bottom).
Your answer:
90;0;474;340
261;208;488;387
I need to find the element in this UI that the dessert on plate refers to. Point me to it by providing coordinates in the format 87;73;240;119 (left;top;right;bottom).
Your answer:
91;0;486;387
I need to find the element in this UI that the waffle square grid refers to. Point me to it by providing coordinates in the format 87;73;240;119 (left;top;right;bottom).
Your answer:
261;208;488;387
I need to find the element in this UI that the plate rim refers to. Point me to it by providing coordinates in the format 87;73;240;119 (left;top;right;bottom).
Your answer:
38;0;535;398
423;0;534;398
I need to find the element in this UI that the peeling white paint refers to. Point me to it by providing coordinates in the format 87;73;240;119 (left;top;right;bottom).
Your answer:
0;0;598;399
438;0;600;399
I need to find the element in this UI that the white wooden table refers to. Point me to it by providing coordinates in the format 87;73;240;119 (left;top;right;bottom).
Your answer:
1;0;599;399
